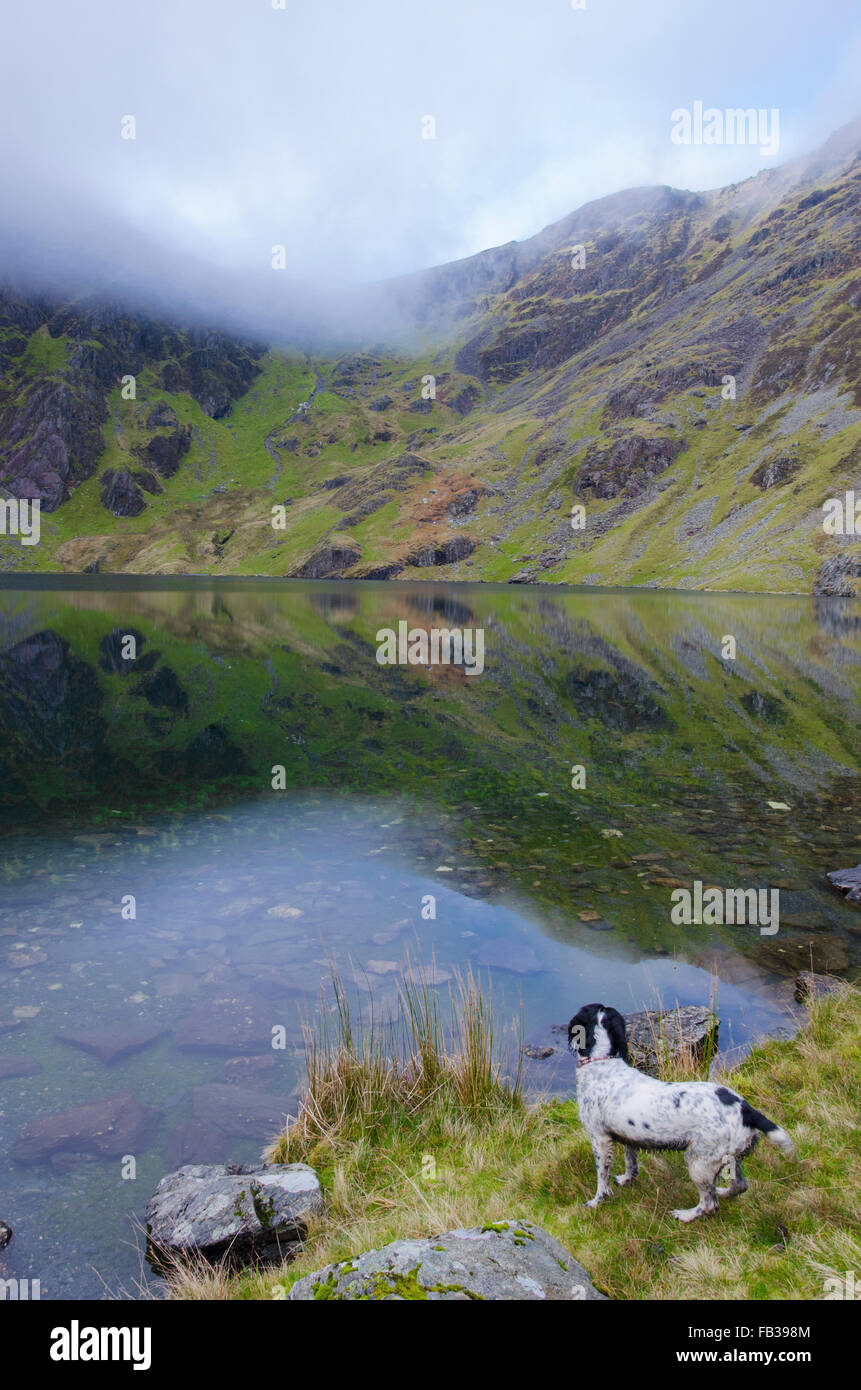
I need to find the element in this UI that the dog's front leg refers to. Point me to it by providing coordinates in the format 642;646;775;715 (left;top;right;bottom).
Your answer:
584;1134;614;1208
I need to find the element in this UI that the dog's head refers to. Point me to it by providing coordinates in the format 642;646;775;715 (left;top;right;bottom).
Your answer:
568;1003;628;1063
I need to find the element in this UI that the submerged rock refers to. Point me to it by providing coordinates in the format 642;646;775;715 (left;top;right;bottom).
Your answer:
55;1022;168;1065
11;1090;158;1163
190;1083;296;1138
756;934;849;975
0;1056;42;1080
176;993;274;1054
145;1162;322;1268
476;939;544;974
166;1119;225;1168
288;1220;605;1301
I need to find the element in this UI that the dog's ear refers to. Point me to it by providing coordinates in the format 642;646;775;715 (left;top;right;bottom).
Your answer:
601;1007;628;1061
569;1003;602;1057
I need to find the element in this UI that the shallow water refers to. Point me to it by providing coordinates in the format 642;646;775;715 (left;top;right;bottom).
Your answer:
0;579;859;1298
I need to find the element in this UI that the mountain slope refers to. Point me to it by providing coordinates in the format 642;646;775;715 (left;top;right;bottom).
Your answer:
2;121;861;591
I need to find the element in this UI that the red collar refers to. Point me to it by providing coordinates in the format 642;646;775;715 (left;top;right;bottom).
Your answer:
578;1055;618;1068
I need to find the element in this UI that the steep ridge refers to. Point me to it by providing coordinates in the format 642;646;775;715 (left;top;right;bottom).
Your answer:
1;119;860;591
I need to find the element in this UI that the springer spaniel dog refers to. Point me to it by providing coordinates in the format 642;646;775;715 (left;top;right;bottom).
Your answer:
568;1003;793;1222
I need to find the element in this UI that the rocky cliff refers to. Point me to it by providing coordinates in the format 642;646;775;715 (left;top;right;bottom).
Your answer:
1;119;860;591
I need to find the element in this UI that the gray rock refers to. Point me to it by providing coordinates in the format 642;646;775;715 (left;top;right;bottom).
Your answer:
827;862;861;903
794;971;844;1003
813;555;861;597
624;1005;718;1076
99;468;146;517
145;1162;322;1268
288;1220;605;1300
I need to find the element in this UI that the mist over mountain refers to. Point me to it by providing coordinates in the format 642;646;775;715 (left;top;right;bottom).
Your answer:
2;112;860;594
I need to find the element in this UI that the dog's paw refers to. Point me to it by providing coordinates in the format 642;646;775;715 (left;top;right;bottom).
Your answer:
671;1206;701;1223
614;1173;635;1186
672;1204;717;1222
583;1194;610;1208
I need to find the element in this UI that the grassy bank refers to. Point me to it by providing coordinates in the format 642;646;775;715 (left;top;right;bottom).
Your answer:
163;976;860;1301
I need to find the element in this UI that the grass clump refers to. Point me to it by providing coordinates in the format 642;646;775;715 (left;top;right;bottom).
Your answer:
275;962;523;1158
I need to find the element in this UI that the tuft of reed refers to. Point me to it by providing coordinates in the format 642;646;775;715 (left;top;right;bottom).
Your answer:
272;959;522;1162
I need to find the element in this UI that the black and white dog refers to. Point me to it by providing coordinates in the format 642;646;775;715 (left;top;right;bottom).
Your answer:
569;1003;793;1222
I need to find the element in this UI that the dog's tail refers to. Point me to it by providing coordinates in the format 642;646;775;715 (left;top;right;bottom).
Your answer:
741;1099;793;1154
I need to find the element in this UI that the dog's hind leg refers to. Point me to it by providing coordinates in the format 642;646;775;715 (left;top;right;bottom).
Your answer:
717;1157;748;1198
672;1153;722;1223
615;1147;639;1187
584;1134;614;1208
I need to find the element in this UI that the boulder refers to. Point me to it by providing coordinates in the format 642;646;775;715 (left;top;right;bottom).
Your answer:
99;468;146;517
98;627;149;676
144;425;192;479
133;664;188;714
827;863;861;904
145;1162;322;1268
11;1090;158;1163
624;1006;718;1075
794;971;844;1004
288;1221;605;1301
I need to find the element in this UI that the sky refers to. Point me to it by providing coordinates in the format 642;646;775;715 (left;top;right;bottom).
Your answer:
1;0;860;331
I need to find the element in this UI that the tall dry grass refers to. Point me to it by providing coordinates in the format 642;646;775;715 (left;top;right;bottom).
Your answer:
272;960;522;1161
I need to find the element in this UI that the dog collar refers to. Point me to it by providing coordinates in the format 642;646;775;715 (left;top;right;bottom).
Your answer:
577;1055;617;1068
